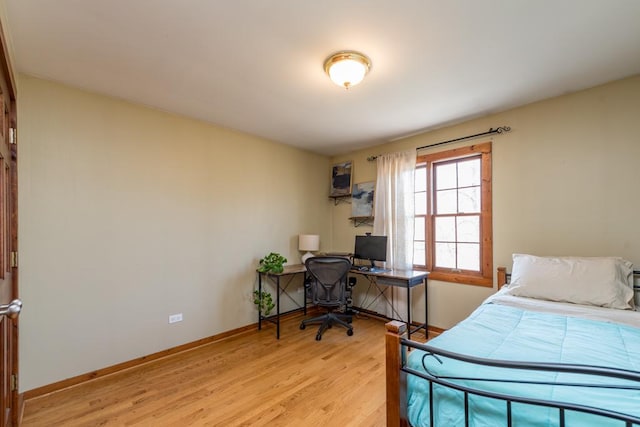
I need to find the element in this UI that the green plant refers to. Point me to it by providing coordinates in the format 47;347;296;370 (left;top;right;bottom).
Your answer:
257;252;287;274
254;252;286;316
253;290;275;316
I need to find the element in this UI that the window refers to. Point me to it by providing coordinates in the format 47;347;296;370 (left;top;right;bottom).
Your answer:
414;142;492;286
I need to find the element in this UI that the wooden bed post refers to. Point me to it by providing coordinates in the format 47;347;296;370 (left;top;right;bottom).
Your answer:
386;320;409;427
497;266;507;288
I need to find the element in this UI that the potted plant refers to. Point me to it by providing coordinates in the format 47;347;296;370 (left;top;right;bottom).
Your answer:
257;252;287;274
254;252;287;316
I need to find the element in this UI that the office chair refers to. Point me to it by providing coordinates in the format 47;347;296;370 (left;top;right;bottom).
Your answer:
300;256;355;341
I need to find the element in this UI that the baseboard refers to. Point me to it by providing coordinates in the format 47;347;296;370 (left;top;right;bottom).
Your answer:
23;309;313;400
22;306;421;400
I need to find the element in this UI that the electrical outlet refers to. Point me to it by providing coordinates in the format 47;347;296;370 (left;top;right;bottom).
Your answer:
168;313;183;324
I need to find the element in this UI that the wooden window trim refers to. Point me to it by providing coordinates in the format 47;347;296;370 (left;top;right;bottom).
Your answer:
417;142;492;287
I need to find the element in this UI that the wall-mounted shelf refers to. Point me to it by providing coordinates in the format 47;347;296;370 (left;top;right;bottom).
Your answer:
329;195;351;206
348;216;374;227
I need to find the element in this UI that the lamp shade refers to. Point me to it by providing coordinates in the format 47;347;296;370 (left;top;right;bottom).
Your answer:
298;234;320;251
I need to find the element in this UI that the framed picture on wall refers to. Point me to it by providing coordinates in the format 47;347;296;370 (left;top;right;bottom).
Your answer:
330;160;353;197
352;181;375;217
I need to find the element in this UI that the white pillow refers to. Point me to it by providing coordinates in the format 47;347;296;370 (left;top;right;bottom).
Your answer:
504;254;634;310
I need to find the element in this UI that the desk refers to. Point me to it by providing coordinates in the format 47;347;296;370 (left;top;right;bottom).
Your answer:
257;264;428;340
350;268;428;339
257;264;307;339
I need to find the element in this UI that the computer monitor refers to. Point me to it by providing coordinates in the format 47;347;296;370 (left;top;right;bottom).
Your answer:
354;235;387;268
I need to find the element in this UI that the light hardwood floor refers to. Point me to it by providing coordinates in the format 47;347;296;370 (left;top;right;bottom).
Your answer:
22;313;428;426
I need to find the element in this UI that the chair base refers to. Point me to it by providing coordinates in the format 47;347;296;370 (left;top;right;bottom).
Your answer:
300;311;353;340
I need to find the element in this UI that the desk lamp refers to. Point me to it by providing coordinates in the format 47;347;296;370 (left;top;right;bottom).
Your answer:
298;234;320;264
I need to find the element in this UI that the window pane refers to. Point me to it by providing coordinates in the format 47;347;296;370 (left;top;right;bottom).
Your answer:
457;216;479;243
415;166;426;192
415;192;426;215
458;243;480;271
458;158;480;187
436;189;457;214
413;241;425;266
435;216;455;242
414;217;425;240
418;143;491;283
435;163;457;190
435;242;456;268
458;187;480;213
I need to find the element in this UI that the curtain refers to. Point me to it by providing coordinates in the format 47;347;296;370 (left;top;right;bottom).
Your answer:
373;151;416;318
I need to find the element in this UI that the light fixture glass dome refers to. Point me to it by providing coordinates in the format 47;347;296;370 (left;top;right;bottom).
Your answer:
324;51;371;89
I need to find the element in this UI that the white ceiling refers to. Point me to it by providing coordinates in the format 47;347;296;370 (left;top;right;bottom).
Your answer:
5;1;640;156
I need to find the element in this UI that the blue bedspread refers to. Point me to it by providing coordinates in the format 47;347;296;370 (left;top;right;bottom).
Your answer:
407;303;640;426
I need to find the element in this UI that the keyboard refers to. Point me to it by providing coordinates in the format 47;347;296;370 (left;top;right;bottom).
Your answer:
350;266;391;273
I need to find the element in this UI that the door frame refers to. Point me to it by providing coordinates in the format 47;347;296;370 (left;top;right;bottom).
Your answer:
0;12;18;427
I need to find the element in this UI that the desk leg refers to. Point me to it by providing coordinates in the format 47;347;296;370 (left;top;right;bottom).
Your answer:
407;285;412;340
303;272;307;315
258;273;262;331
276;276;281;339
424;278;428;339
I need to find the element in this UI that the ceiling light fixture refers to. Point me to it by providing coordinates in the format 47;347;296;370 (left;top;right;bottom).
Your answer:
324;51;371;89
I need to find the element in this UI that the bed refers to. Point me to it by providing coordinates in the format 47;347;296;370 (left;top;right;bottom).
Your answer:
385;254;640;427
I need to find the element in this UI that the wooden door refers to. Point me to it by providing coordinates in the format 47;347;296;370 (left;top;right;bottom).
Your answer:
0;16;19;427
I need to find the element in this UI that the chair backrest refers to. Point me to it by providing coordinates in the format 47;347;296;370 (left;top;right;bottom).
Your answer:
305;257;351;307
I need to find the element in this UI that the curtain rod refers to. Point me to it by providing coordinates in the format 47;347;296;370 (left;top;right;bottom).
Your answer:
367;126;511;161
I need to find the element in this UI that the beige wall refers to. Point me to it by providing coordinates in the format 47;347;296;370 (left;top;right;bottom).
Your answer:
18;75;332;391
332;75;640;330
16;71;640;391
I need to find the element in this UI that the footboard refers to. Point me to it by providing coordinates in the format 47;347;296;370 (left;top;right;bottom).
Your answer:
385;325;640;426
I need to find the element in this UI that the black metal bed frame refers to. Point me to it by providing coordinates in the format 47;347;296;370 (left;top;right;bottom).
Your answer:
392;269;640;427
399;339;640;426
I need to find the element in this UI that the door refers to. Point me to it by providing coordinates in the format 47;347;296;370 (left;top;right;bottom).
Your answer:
0;19;19;427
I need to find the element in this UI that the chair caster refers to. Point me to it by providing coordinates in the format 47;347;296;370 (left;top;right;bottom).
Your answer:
316;334;322;341
347;329;353;336
300;324;306;330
